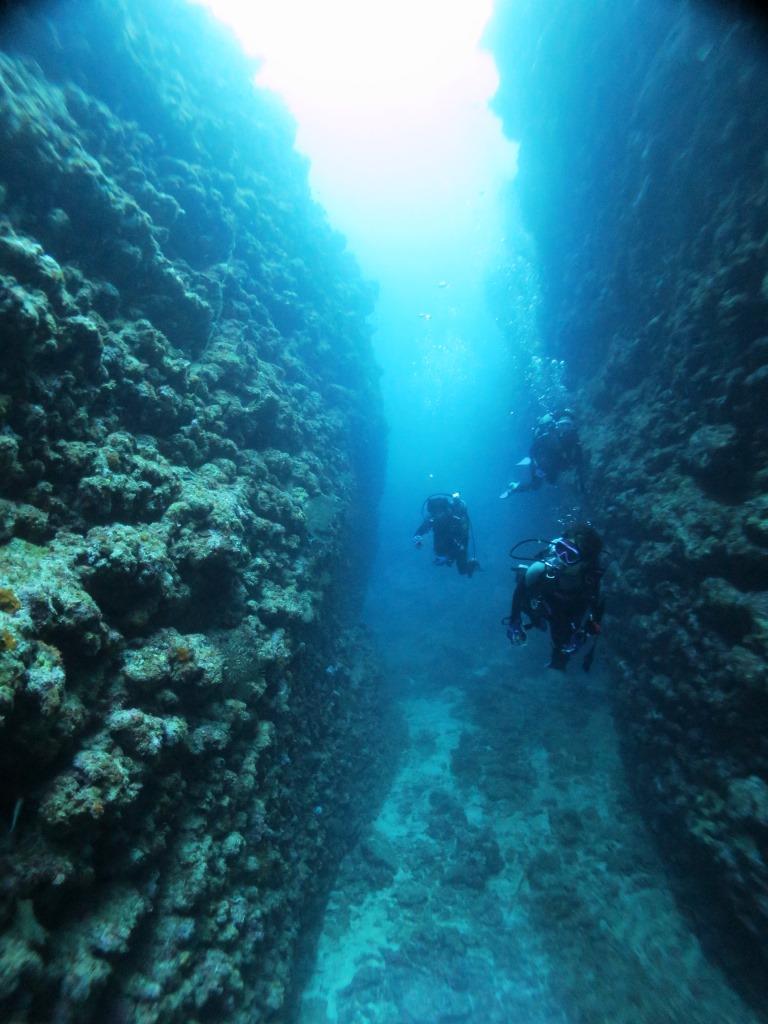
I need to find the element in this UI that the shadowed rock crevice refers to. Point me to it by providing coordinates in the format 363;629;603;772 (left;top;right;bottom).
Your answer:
488;0;768;982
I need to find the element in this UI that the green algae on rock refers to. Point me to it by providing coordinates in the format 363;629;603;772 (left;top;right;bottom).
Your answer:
0;0;395;1020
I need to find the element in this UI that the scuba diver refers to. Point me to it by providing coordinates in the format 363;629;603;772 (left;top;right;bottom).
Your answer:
504;522;605;671
501;408;585;496
413;492;479;578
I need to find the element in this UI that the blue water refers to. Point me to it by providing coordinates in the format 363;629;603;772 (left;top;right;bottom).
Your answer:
299;454;762;1021
289;8;767;1014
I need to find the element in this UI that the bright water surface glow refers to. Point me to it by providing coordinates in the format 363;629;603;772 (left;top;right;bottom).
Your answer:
192;0;516;261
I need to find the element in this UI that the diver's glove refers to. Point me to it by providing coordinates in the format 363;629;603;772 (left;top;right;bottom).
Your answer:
413;535;423;548
506;622;527;647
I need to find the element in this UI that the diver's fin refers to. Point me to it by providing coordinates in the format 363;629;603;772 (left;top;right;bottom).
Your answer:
516;457;532;466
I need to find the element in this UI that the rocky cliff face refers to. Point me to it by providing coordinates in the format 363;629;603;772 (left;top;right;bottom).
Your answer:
489;0;768;958
0;1;393;1020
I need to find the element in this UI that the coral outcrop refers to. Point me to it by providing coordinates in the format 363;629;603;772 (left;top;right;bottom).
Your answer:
489;0;768;960
0;1;392;1020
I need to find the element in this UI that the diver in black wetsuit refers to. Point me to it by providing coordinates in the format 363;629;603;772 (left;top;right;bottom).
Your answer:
506;523;604;671
501;408;586;496
413;493;479;578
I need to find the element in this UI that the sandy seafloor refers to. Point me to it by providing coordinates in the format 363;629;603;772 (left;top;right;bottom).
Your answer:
297;537;765;1024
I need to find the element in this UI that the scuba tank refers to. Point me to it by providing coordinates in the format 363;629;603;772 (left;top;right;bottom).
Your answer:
507;536;605;672
423;492;477;560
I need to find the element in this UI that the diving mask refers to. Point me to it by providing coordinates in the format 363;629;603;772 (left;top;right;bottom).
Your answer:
551;537;581;566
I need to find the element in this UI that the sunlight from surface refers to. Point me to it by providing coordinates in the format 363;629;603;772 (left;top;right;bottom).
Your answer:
191;0;519;502
197;0;495;108
192;0;516;257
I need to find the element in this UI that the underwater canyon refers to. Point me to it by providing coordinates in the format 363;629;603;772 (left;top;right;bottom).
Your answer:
0;0;766;1022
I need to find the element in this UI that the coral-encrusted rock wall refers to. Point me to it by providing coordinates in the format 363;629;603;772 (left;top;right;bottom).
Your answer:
489;0;768;951
0;1;392;1020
